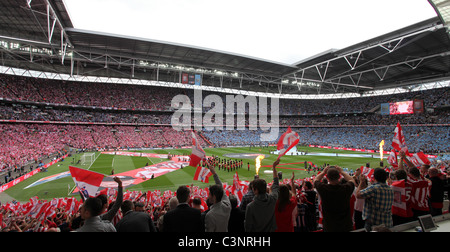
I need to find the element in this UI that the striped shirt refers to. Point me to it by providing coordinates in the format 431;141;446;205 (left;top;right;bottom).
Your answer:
359;182;394;227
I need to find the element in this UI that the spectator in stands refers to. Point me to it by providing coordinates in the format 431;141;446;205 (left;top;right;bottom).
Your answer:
428;167;445;216
134;202;145;212
192;197;203;212
162;185;203;232
398;150;432;219
76;197;116;232
352;167;365;230
300;180;317;232
228;195;245;233
407;167;431;219
204;165;231;232
356;168;394;231
390;169;414;226
239;180;254;211
275;172;298;232
244;159;280;232
96;177;123;222
314;166;355;232
156;196;178;231
115;200;156;232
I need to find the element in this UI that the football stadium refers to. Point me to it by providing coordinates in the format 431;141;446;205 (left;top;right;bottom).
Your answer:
0;0;449;235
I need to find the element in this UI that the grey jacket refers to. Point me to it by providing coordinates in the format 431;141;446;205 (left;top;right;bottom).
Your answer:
75;216;116;232
244;177;279;232
205;174;231;232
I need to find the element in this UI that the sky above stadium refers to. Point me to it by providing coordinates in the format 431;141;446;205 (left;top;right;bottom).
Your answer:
64;0;437;65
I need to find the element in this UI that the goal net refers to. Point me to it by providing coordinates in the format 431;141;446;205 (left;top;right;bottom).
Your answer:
80;153;96;166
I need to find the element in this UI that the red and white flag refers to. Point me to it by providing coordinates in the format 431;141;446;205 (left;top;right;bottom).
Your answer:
189;132;206;167
387;150;398;169
193;166;212;183
232;172;244;204
65;197;79;215
69;166;105;199
277;126;299;160
28;201;49;219
392;122;409;155
361;166;374;181
408;152;431;167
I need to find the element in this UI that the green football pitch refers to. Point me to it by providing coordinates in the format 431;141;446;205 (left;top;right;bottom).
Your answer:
3;146;386;202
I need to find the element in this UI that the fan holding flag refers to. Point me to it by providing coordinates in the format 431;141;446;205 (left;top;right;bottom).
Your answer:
392;122;431;174
69;166;105;199
387;150;399;170
193;165;213;183
204;163;232;232
392;122;409;155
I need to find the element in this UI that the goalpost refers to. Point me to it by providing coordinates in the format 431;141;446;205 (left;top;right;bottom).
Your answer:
80;153;96;166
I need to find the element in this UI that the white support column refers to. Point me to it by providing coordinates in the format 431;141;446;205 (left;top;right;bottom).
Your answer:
47;4;57;44
156;64;160;82
60;31;68;64
70;54;74;77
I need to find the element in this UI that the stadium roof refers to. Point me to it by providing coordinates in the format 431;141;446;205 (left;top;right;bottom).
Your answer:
1;0;450;96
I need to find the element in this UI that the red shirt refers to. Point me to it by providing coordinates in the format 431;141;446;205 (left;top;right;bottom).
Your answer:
275;196;297;232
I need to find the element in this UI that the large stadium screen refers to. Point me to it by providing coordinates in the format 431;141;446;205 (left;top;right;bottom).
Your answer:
181;73;202;86
413;99;424;114
389;101;414;115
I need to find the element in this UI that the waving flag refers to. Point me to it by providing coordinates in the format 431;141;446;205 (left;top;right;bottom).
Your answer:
408;152;431;167
277;126;299;160
361;166;374;181
392;122;409;155
387;150;398;169
193;166;212;183
69;166;105;199
189;132;206;167
65;197;79;215
232;172;244;204
28;201;49;219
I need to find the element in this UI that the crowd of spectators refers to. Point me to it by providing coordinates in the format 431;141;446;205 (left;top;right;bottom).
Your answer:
1;122;447;174
1;74;449;115
202;126;449;154
0;74;448;233
0;124;208;173
0;74;181;111
1;102;448;127
1;155;449;232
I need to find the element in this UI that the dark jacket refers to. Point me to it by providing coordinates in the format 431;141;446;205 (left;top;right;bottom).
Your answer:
162;203;203;232
115;211;156;232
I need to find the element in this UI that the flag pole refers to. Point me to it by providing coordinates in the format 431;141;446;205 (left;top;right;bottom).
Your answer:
68;185;76;196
